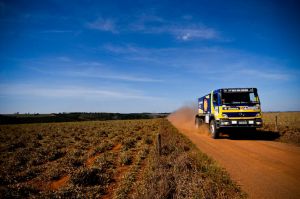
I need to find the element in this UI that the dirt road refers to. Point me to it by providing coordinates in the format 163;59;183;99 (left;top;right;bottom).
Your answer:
168;107;300;199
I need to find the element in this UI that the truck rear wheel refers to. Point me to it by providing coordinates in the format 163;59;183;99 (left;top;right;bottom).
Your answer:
210;119;219;139
195;117;204;128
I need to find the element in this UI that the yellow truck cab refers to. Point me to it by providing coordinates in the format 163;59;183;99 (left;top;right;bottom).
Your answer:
195;88;263;138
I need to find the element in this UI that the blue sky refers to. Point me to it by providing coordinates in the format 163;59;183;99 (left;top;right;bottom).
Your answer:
0;0;299;113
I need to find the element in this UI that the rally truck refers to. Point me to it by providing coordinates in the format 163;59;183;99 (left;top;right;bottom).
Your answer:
195;88;263;138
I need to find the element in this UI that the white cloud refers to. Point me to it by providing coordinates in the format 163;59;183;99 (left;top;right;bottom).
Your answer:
127;13;219;41
87;14;219;41
65;70;162;82
103;44;140;54
87;17;117;33
40;30;74;33
26;57;162;83
0;84;162;100
130;22;219;41
171;27;218;41
239;69;290;80
31;67;162;82
102;44;296;81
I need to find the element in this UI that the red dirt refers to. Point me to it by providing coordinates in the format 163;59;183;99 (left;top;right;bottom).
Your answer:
102;187;114;199
86;155;98;167
27;178;49;191
112;143;122;151
135;160;147;182
26;175;70;191
86;144;122;168
49;175;70;190
102;144;127;199
115;165;130;181
102;165;130;199
168;106;300;199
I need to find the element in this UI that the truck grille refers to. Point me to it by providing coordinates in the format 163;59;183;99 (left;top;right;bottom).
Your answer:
224;112;258;117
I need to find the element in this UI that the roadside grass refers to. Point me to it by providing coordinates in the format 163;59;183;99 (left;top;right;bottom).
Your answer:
261;112;300;145
0;119;245;198
132;119;246;199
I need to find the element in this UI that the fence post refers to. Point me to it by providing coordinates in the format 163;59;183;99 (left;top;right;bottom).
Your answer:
275;115;278;132
157;133;161;156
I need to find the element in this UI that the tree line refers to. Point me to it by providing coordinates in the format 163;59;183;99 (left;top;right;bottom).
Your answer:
0;112;169;124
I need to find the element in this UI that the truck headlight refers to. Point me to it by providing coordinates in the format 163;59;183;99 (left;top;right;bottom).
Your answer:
221;121;229;125
256;113;261;117
252;106;258;110
222;114;228;118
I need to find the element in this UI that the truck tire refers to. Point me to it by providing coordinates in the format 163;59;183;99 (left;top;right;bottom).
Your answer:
195;117;199;128
195;117;204;128
210;119;219;139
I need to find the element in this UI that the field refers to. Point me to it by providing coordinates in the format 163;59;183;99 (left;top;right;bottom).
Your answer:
261;112;300;145
0;118;245;198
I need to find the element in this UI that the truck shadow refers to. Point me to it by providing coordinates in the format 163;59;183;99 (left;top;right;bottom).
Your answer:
220;129;281;141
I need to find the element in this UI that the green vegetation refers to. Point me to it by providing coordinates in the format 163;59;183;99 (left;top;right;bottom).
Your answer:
0;119;245;198
0;112;168;124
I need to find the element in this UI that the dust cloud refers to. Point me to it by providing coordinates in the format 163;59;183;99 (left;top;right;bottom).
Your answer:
167;104;209;134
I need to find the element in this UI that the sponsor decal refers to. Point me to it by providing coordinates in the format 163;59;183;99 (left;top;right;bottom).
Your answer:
223;88;254;93
223;106;240;110
203;99;208;112
198;101;203;109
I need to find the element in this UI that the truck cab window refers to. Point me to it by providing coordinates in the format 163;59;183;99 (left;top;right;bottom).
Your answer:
250;93;257;102
221;92;259;105
213;93;218;105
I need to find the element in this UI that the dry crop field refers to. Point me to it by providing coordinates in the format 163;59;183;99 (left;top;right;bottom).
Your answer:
262;112;300;145
0;118;245;198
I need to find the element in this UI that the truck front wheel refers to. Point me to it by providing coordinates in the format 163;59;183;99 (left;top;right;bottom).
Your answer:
210;119;219;139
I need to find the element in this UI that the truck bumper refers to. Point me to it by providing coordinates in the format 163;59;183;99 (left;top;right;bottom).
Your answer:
216;118;263;128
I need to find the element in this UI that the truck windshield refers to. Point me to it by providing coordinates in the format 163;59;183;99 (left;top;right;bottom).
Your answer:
221;92;259;105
